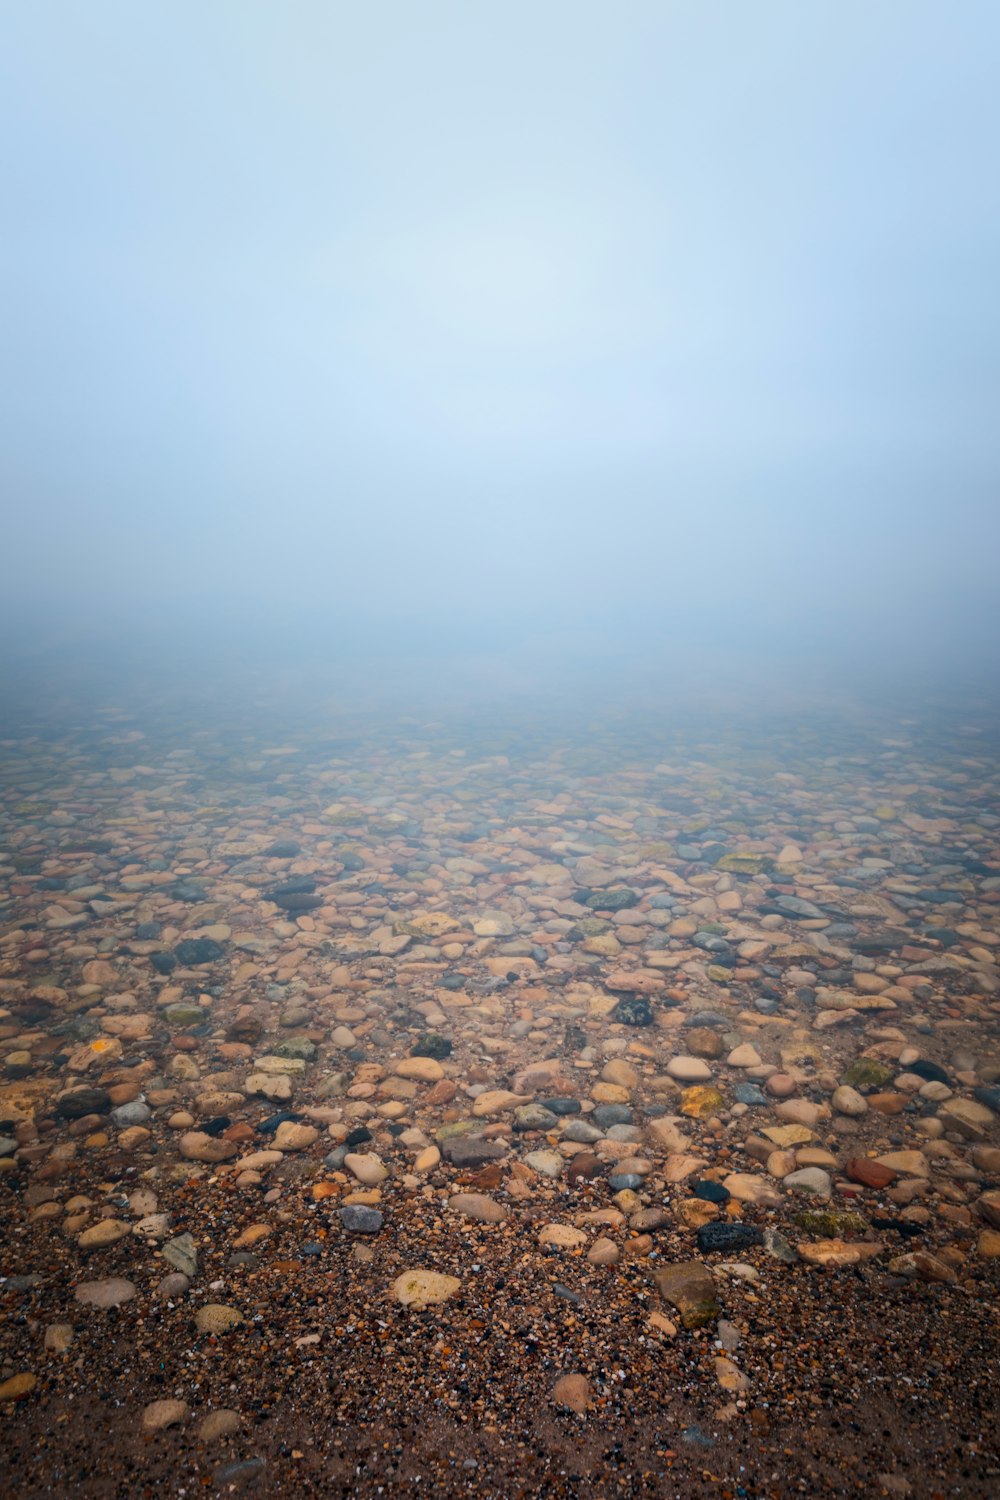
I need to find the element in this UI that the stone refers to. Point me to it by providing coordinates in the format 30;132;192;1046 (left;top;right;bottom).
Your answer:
344;1151;388;1186
162;1233;198;1277
697;1223;764;1254
831;1085;867;1117
0;1373;36;1401
846;1158;897;1189
666;1055;713;1082
179;1131;237;1164
78;1219;131;1252
142;1399;190;1430
44;1324;74;1353
539;1223;588;1250
471;1089;532;1116
937;1098;995;1140
681;1086;725;1118
273;1121;319;1151
75;1279;136;1308
394;1056;445;1082
875;1151;929;1178
200;1410;243;1442
722;1173;782;1207
653;1262;719;1329
726;1044;761;1068
783;1167;832;1198
195;1304;245;1334
448;1193;508;1224
551;1373;592;1413
392;1270;462;1309
340;1205;384;1234
797;1240;885;1267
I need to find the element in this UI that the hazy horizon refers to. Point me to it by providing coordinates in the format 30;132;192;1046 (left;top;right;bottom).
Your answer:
2;1;999;689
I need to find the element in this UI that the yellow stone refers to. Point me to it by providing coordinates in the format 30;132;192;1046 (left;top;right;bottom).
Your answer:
680;1086;725;1119
0;1373;36;1401
762;1123;815;1147
392;1270;461;1309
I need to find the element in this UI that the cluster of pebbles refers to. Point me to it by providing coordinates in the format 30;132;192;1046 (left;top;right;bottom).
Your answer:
0;699;998;1496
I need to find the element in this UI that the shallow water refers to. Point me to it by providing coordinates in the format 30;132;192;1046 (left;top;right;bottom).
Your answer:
1;661;998;1496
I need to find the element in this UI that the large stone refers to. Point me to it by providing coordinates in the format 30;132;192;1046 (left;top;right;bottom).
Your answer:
653;1262;719;1329
448;1193;508;1224
392;1270;462;1309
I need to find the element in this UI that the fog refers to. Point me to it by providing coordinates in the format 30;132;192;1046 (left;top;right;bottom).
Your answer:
2;2;998;700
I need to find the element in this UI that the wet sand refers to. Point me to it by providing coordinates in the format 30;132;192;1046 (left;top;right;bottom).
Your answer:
1;672;998;1497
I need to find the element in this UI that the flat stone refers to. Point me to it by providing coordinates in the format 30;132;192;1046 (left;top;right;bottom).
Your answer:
797;1240;885;1268
0;1373;36;1401
448;1193;508;1224
551;1373;592;1413
340;1205;384;1234
538;1223;588;1250
392;1269;462;1308
653;1262;719;1329
75;1278;136;1308
142;1399;189;1430
667;1056;713;1082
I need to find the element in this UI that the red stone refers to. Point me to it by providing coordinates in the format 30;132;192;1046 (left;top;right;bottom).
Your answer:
846;1157;897;1189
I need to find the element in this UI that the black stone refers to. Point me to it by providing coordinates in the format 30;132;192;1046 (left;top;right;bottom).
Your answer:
174;938;225;966
411;1033;452;1060
696;1222;763;1253
257;1111;301;1135
172;882;208;903
693;1180;731;1203
150;952;177;974
613;996;653;1027
906;1059;950;1085
55;1087;110;1119
268;891;322;913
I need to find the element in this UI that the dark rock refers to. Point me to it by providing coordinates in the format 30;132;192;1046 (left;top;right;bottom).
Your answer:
906;1058;950;1085
732;1082;769;1105
693;1180;730;1203
55;1087;110;1119
411;1033;452;1060
340;1205;383;1234
441;1137;508;1168
173;882;208;903
592;1104;633;1129
613;996;653;1027
174;938;224;966
583;888;639;912
696;1222;764;1254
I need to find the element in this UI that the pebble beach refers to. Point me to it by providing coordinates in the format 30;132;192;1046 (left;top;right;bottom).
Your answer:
1;669;998;1497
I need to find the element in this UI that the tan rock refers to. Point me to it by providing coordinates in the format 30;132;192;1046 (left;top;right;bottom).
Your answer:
392;1269;462;1308
551;1373;592;1413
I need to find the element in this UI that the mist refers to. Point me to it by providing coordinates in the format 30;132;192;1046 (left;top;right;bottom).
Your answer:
2;0;998;704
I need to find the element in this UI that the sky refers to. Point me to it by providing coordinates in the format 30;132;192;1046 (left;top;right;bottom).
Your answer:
1;2;998;672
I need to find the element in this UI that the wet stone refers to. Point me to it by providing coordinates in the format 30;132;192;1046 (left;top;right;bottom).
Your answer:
697;1223;764;1254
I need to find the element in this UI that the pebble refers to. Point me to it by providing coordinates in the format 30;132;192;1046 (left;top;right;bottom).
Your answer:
142;1399;190;1431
